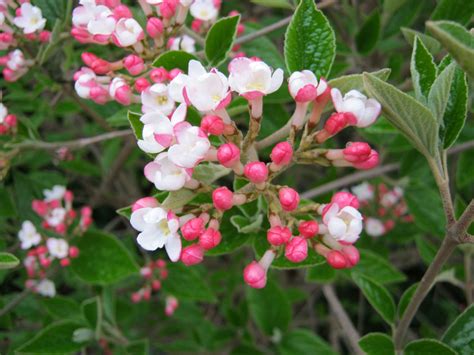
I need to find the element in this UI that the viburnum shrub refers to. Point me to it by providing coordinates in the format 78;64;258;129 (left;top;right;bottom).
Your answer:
0;0;473;354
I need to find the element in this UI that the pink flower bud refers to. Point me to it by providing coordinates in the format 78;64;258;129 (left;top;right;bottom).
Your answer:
81;206;92;218
60;258;71;267
32;200;48;216
37;246;48;255
168;68;182;81
134;77;151;93
146;17;164;38
267;226;292;246
150;67;168;83
343;142;372;163
55;223;66;234
243;261;267;288
64;190;74;203
181;217;205;241
285;237;308;263
39;31;51;42
199;228;222;250
40;258;51;268
217;143;240;168
324;112;356;135
132;197;159;212
212;186;234;211
353;150;379;170
90;86;109;104
244;162;268;184
131;292;142;303
156;259;166;268
191;19;202;32
298;221;319;239
113;5;132;19
270;142;293;166
160;0;178;18
140;266;153;278
237;23;245;36
0;125;7;135
331;191;359;209
181;245;205;266
115;84;132;106
279;187;300;212
341;245;360;267
142;288;151;301
152;280;161;290
327;250;347;269
123;54;145;76
81;53;111;75
69;246;80;258
201;115;225;135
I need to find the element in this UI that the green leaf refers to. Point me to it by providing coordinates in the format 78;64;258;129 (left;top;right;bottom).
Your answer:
0;187;15;217
250;0;292;9
415;235;437;264
351;273;396;325
457;152;474;188
355;11;381;55
125;339;150;355
402;28;442;55
246;280;291;335
284;0;336;77
383;0;423;38
406;182;445;236
404;339;456;355
278;329;336;355
305;262;336;283
398;283;419;318
152;50;199;72
15;320;86;354
81;297;102;336
411;36;437;101
427;62;456;125
192;163;231;185
431;0;474;25
327;68;391;94
442;304;474;355
441;64;468;148
359;332;395;355
0;252;19;269
70;230;139;285
127;111;143;140
230;214;263;234
427;21;474;78
162;263;216;302
205;15;240;67
349;249;406;284
42;296;82;320
363;72;438;157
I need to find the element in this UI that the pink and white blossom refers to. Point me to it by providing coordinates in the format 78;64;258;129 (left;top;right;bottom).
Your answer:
168;125;210;168
45;208;67;227
46;238;69;259
18;221;41;250
169;35;196;53
144;152;193;191
331;89;381;128
190;0;218;21
112;18;143;47
35;279;56;297
322;203;363;244
130;207;181;261
365;217;385;237
351;182;374;202
288;70;327;103
141;83;175;115
13;3;46;34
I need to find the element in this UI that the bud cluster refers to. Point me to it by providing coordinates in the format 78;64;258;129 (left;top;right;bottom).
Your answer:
19;185;93;297
131;258;171;304
0;2;50;81
0;102;17;135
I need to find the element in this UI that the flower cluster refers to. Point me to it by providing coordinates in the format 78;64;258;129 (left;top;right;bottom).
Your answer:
19;185;93;297
351;182;413;237
0;2;50;81
123;55;382;289
0;102;17;135
131;258;173;305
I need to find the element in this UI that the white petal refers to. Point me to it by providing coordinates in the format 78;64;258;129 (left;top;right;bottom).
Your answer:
130;208;152;231
269;68;284;94
165;234;182;262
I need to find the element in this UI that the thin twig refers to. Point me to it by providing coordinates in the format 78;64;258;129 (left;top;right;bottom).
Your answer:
0;289;30;318
11;130;133;152
322;285;363;355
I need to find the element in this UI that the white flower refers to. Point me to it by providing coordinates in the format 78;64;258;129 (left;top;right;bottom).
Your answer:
365;218;385;237
141;84;176;115
0;103;7;124
170;35;196;53
288;70;328;102
137;103;186;154
331;89;381;128
36;279;56;297
74;68;97;99
6;50;26;71
169;60;231;112
228;57;284;99
43;185;66;202
168;124;210;168
46;238;69;259
46;208;67;227
323;203;363;244
190;0;218;21
86;4;116;36
130;207;181;261
13;3;46;34
380;191;401;208
108;77;127;98
113;18;143;47
18;221;41;250
144;152;192;191
351;182;374;202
